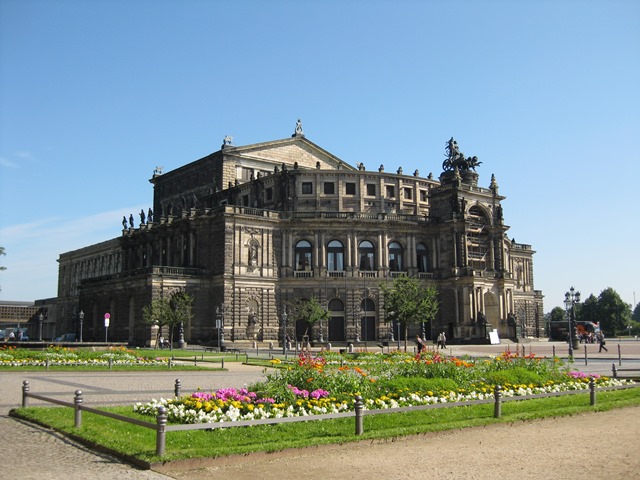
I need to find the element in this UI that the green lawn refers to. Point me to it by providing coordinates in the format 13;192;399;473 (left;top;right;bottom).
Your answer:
12;387;640;464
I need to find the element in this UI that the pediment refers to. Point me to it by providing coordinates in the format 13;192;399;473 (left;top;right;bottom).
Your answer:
222;137;356;171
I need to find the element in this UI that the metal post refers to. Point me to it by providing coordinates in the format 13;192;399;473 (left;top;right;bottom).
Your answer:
22;380;29;408
38;313;44;342
493;385;502;418
354;395;364;435
618;344;622;366
108;358;113;370
74;390;83;428
156;406;168;456
612;363;617;378
584;345;588;366
552;345;555;358
174;379;181;398
589;378;596;406
78;310;84;343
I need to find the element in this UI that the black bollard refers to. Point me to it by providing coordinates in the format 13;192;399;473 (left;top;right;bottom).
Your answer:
156;406;168;456
354;395;364;435
22;380;30;408
589;378;596;406
174;378;181;398
74;390;83;428
494;385;502;418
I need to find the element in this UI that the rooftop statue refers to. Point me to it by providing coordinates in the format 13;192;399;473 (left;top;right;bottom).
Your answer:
442;137;482;172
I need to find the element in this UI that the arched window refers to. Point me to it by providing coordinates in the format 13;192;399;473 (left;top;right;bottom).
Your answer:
388;241;404;272
328;299;345;342
327;240;344;272
295;240;312;271
416;242;429;272
358;240;375;271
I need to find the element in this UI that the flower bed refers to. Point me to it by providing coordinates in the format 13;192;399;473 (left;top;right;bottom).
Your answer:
0;345;167;367
134;350;634;424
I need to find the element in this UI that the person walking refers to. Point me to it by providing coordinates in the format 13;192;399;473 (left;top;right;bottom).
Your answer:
437;332;447;349
597;332;608;353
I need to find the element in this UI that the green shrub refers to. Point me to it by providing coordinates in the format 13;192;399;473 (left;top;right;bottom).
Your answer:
481;367;544;386
377;376;459;395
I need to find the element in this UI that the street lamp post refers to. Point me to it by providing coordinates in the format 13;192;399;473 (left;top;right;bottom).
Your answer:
281;308;288;355
78;310;84;343
355;306;361;343
216;305;225;350
38;313;44;341
564;287;581;358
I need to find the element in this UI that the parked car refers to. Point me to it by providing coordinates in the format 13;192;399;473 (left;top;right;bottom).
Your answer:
54;333;76;342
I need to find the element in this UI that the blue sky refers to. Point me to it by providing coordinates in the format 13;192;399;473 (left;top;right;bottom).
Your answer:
1;0;638;311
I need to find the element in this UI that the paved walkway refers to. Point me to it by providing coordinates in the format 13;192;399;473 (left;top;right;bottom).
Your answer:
1;339;638;479
0;362;266;480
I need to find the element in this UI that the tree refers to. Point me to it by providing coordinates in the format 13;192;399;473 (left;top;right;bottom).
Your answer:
597;288;631;335
549;306;566;323
632;303;640;323
381;275;439;351
576;294;599;324
289;295;329;341
142;291;194;349
142;297;172;349
170;291;194;346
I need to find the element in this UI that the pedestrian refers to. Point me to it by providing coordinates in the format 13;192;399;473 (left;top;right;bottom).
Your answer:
8;331;15;341
597;332;608;353
437;331;447;349
17;330;23;341
415;335;426;353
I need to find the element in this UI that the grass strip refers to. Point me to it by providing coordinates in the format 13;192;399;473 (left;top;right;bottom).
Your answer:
12;387;640;463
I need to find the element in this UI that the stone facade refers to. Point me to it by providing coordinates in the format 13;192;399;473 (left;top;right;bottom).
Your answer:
56;123;543;346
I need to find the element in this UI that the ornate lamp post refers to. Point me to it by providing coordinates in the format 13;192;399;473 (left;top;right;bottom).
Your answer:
78;310;84;343
281;308;288;355
564;287;581;357
38;313;44;341
216;305;225;350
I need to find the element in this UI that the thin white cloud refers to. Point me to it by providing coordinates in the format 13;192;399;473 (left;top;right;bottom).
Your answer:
0;156;18;168
0;206;146;301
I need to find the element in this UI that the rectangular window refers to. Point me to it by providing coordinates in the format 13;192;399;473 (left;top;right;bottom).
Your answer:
242;195;249;206
345;182;356;195
324;182;335;194
420;190;428;202
404;188;412;200
241;167;254;181
266;188;273;200
302;182;313;194
386;185;395;198
366;184;376;196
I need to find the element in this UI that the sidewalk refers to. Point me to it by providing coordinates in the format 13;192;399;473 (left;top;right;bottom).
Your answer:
0;362;266;480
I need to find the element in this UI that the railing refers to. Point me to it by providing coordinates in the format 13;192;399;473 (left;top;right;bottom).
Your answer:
359;271;378;278
19;378;637;457
389;271;408;278
328;271;345;278
294;271;313;278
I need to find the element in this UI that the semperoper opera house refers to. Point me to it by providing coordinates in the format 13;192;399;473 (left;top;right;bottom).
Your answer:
56;121;544;347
